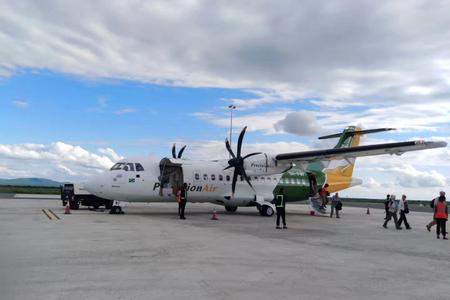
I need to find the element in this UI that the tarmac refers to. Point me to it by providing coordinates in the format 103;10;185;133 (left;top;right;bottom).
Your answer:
1;196;449;300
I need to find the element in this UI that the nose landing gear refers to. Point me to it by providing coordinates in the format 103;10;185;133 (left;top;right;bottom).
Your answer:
109;201;124;214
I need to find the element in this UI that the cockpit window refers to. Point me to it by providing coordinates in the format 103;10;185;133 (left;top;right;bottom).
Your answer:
135;163;144;172
110;163;125;170
126;163;135;171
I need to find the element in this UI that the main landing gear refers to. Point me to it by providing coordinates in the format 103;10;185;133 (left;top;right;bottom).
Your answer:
225;205;238;213
258;204;274;217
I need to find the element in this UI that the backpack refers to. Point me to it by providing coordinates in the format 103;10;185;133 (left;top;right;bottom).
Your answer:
404;202;409;214
335;201;342;211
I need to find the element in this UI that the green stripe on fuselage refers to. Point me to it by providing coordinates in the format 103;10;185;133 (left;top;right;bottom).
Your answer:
273;165;326;203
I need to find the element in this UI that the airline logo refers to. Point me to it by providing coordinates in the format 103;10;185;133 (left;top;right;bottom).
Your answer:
152;182;218;192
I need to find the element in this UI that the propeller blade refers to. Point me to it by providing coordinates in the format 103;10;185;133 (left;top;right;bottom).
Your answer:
240;166;254;190
177;145;186;159
231;170;238;196
242;152;262;160
171;144;176;159
223;165;233;171
236;126;247;157
225;138;236;158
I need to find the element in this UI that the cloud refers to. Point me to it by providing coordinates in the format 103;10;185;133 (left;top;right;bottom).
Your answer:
12;100;29;108
0;142;122;181
1;1;450;109
274;111;321;136
115;108;136;115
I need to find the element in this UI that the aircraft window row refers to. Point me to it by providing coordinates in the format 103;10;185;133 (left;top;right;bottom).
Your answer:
110;162;145;171
194;173;279;182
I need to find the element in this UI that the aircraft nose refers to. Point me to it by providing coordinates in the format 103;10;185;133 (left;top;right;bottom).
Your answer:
84;174;104;196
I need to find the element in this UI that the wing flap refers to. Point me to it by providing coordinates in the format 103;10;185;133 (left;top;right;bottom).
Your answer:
275;140;447;162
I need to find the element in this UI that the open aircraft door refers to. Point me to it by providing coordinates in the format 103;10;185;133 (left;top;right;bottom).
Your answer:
158;158;184;197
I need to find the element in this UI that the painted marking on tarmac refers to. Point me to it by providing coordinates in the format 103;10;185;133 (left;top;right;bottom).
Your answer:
48;209;60;220
42;209;59;220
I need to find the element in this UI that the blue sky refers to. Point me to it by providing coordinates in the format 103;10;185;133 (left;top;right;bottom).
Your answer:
0;1;449;199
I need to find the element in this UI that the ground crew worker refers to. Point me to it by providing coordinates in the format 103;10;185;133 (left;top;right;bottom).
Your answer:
427;191;446;232
434;194;448;239
274;188;287;229
384;194;390;220
178;183;187;220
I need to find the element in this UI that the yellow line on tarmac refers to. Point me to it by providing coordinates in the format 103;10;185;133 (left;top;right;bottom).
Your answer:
42;209;53;220
48;209;60;220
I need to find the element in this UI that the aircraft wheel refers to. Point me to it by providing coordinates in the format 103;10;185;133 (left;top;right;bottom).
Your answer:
260;205;274;217
225;205;238;213
109;206;123;214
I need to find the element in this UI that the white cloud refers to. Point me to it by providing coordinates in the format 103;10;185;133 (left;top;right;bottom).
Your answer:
1;1;450;109
115;108;136;115
12;100;30;108
0;142;121;181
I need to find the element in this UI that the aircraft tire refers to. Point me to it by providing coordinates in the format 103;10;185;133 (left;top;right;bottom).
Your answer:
225;205;238;213
260;205;274;217
109;206;122;214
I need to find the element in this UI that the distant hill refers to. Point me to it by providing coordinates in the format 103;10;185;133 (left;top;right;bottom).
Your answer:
0;178;64;187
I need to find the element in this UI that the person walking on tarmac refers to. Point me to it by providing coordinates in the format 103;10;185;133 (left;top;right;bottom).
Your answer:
434;194;448;239
330;192;341;218
383;195;402;230
384;194;390;220
274;188;287;229
178;183;188;220
397;194;411;230
427;191;446;232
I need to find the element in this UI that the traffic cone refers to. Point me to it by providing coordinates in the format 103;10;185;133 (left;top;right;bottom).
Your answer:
366;207;370;215
65;203;71;214
211;209;219;220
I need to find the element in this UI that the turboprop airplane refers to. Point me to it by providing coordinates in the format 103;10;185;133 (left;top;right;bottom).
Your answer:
84;126;447;216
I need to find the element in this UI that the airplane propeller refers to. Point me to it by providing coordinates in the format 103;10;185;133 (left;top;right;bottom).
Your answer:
224;126;261;196
172;144;186;159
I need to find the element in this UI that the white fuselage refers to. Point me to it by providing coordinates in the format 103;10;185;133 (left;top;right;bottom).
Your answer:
84;155;289;207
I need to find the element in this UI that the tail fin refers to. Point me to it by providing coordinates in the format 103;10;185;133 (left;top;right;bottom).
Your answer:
322;126;395;192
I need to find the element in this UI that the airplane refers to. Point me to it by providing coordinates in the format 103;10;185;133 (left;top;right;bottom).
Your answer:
84;126;447;216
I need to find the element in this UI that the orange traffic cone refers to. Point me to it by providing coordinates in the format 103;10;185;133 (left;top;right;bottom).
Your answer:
211;209;219;220
366;207;370;215
65;203;71;214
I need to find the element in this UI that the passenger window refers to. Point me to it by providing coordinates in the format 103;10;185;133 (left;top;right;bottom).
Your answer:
203;174;208;181
254;176;258;180
211;174;216;181
226;175;230;181
126;163;135;172
219;175;223;181
195;173;200;180
135;163;144;172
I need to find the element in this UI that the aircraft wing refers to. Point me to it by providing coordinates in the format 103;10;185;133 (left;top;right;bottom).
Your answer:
275;140;447;163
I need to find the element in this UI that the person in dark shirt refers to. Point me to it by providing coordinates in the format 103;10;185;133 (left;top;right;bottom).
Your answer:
178;183;188;219
274;188;287;229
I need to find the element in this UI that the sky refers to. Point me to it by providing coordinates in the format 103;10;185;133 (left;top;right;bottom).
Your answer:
0;0;449;199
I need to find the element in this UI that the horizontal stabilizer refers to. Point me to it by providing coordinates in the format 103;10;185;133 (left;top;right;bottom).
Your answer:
318;128;396;140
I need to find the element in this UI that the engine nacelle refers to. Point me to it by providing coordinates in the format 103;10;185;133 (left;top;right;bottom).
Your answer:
243;153;290;176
